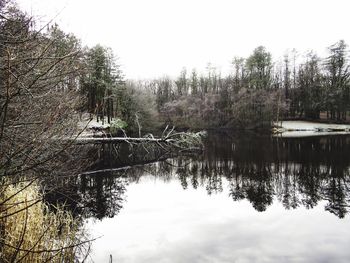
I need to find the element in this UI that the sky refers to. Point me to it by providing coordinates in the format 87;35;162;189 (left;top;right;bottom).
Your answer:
16;0;350;79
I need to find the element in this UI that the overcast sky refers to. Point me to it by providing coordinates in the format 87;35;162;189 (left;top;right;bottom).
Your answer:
16;0;350;79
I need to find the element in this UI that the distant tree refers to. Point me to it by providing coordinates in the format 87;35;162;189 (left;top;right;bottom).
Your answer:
155;76;173;111
190;69;198;95
246;46;273;90
324;40;349;120
199;75;208;95
123;81;159;133
175;67;188;97
232;57;246;92
288;49;300;117
297;52;323;119
205;63;218;93
81;45;123;123
283;53;291;100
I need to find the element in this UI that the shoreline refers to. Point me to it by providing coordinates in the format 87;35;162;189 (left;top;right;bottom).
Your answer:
272;120;350;138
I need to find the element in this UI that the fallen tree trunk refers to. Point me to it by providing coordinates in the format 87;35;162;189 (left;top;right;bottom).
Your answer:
74;130;206;155
75;137;169;144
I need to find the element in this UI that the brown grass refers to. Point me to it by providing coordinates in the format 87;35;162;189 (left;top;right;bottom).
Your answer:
0;179;90;263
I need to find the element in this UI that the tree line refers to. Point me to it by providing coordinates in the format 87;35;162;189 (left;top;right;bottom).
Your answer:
84;41;349;130
139;43;349;129
3;2;347;132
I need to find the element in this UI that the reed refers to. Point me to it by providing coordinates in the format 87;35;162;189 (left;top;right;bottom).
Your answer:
0;179;90;263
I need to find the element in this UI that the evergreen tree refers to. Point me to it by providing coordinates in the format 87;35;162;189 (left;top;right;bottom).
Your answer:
246;46;272;90
297;52;323;119
81;45;123;123
324;40;349;120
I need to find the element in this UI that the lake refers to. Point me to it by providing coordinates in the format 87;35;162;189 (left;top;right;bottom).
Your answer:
76;131;350;262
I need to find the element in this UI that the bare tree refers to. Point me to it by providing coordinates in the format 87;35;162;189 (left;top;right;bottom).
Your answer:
0;2;91;261
0;4;84;179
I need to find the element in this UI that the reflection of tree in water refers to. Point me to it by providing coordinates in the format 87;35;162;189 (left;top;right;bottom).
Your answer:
44;142;183;219
166;132;350;218
45;133;350;219
44;172;129;220
79;174;128;219
323;169;349;218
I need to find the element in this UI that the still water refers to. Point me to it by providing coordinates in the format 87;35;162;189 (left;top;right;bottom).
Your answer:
80;131;350;262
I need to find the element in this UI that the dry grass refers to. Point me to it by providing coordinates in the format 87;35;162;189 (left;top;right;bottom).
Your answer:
0;179;90;263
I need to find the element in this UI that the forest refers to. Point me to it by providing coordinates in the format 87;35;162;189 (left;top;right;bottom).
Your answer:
85;41;350;131
1;0;350;262
81;39;350;132
80;39;350;131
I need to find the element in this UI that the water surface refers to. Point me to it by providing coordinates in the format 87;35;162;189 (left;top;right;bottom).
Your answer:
81;132;350;262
